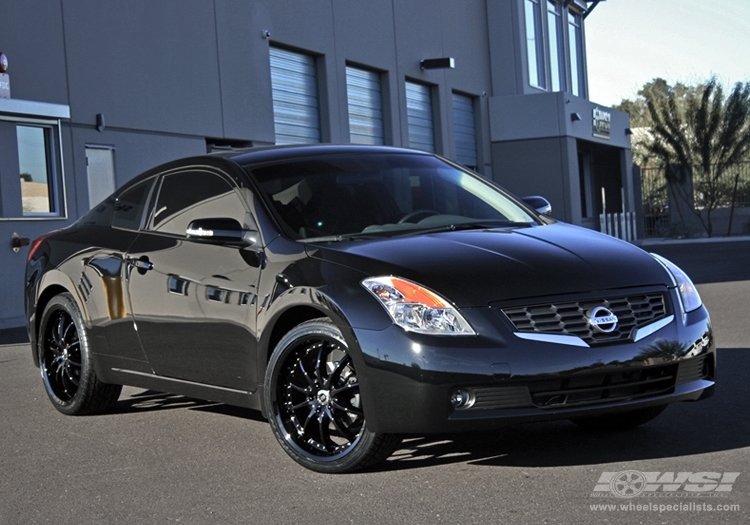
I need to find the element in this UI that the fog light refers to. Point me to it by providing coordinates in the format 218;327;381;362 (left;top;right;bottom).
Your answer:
450;389;474;409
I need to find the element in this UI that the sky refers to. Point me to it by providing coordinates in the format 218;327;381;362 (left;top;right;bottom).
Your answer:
585;0;750;107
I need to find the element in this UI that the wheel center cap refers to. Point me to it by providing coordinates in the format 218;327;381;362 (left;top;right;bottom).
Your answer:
316;390;331;406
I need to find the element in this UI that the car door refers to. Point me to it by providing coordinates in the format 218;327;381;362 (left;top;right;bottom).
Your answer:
124;167;262;391
83;179;154;372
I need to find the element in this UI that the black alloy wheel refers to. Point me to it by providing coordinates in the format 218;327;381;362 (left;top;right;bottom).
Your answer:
265;319;400;473
38;293;122;415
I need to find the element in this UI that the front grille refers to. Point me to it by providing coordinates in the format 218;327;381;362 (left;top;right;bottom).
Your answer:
460;358;710;412
528;364;677;408
501;293;667;345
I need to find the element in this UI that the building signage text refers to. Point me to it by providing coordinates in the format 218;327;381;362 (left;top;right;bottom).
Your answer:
592;106;610;140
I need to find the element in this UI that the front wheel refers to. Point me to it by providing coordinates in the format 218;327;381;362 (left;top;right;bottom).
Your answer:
37;293;122;415
264;319;400;473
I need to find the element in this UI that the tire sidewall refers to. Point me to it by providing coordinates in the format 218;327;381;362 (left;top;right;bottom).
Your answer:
38;293;96;415
263;319;378;473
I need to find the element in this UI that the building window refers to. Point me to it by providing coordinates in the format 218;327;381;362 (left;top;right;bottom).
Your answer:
269;47;321;145
547;1;565;92
524;0;546;89
346;66;384;145
18;125;52;214
405;82;435;153
452;93;478;170
568;11;585;97
523;1;587;97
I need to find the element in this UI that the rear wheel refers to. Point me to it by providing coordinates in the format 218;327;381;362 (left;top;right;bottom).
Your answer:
570;405;667;431
264;319;400;473
37;293;122;415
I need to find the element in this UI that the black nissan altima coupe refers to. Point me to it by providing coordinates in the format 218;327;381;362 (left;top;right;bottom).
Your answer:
25;144;715;473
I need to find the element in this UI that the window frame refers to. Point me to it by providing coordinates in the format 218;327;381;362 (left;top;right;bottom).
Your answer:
524;0;547;90
567;9;586;98
0;115;67;220
146;168;248;238
522;0;587;97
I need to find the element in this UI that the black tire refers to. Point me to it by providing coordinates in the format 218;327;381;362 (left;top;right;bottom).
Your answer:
37;293;122;415
264;318;401;473
570;405;667;431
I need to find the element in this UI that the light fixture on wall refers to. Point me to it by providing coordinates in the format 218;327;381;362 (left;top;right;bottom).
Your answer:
96;113;105;132
420;57;455;70
570;112;582;122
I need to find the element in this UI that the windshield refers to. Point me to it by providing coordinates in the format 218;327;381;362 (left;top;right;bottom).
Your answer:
247;152;538;240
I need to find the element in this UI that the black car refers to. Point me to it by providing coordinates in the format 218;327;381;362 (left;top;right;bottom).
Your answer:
25;144;715;473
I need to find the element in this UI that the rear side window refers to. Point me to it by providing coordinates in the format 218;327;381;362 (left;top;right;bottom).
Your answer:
111;179;154;231
78;196;116;227
150;170;246;236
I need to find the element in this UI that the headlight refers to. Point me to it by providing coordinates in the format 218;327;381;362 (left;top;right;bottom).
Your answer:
361;276;475;335
650;253;702;313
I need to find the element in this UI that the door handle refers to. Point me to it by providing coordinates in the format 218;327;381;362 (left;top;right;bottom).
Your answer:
127;256;154;275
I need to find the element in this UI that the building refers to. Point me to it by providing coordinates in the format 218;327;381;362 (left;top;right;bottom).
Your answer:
0;0;632;331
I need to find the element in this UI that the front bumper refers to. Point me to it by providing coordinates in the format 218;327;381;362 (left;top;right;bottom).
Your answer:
353;298;715;434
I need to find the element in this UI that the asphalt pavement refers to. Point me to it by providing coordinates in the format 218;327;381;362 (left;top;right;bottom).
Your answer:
1;236;748;525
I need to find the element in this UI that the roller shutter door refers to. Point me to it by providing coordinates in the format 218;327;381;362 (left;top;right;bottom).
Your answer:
405;82;435;152
346;67;384;145
452;93;478;169
270;47;321;145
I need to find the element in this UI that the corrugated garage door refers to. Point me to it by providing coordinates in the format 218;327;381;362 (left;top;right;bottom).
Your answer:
270;47;321;145
405;81;435;152
346;66;384;145
452;93;477;169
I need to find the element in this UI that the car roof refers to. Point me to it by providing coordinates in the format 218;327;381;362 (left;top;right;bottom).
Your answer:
216;143;432;166
113;144;435;199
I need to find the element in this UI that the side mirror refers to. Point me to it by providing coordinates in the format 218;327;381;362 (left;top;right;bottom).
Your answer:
521;195;552;216
186;218;258;247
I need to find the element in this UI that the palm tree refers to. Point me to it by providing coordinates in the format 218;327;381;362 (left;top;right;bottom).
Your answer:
644;78;750;236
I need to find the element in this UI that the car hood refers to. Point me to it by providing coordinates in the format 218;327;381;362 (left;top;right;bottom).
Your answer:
305;223;672;307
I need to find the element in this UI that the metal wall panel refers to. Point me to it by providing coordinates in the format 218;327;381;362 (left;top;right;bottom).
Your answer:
270;47;321;145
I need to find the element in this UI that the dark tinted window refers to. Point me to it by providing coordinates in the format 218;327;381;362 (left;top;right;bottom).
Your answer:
248;153;536;239
111;180;154;231
78;196;115;227
151;170;246;236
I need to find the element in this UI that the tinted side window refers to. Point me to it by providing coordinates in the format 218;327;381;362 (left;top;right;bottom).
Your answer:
78;196;115;227
151;170;246;236
111;180;154;231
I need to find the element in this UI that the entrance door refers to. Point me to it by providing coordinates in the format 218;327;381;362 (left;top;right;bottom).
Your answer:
86;146;116;210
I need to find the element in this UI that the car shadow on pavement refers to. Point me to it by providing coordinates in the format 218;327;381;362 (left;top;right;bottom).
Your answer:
111;388;267;422
377;347;749;472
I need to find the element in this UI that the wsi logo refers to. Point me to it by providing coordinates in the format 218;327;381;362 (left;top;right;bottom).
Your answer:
592;471;740;498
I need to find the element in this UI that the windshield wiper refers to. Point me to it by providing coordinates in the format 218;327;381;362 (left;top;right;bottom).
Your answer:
300;232;387;243
394;220;532;237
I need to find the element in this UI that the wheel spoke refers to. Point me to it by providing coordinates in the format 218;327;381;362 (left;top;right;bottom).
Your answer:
324;354;351;389
55;314;66;348
314;343;326;385
329;413;356;442
62;319;76;346
291;398;314;411
316;411;333;451
331;399;364;417
296;358;317;389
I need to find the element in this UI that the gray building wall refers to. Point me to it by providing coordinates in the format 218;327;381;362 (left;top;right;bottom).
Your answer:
0;0;629;330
